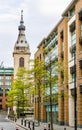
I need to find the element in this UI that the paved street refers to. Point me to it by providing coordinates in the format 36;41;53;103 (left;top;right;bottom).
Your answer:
0;112;25;130
16;118;82;130
0;112;82;130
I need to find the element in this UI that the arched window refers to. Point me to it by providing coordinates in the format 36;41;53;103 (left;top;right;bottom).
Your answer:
19;57;24;67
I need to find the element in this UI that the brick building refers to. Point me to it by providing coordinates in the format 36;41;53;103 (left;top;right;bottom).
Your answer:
34;0;82;128
0;67;14;110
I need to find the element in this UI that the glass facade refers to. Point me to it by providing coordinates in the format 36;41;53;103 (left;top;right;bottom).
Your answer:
46;104;58;124
71;29;76;58
71;30;76;46
44;32;58;124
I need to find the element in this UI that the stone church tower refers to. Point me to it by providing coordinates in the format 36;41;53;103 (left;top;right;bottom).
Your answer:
13;10;30;77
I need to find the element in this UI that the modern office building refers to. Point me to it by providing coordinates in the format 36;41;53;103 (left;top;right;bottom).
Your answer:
0;67;14;110
34;0;82;128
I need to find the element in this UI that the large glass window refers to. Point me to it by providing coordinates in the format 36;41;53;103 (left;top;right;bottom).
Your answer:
71;73;75;82
6;76;11;81
71;30;76;46
0;87;3;96
0;76;3;85
70;30;76;58
6;81;11;85
0;76;3;80
5;85;11;91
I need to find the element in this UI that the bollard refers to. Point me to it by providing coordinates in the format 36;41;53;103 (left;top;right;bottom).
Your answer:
21;119;23;125
24;120;26;127
32;121;35;130
48;123;50;130
28;121;30;128
14;117;17;122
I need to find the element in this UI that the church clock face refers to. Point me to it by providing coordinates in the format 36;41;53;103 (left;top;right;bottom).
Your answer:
13;10;31;77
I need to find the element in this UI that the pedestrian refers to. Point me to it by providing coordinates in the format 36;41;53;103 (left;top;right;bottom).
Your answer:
16;126;19;130
43;125;47;130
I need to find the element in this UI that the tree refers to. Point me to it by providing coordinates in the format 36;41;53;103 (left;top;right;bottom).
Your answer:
7;67;30;118
28;59;59;130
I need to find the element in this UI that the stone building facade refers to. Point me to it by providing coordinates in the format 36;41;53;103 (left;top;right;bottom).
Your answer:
13;11;34;115
13;10;30;77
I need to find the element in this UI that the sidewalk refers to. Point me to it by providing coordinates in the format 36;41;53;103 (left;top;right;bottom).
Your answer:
16;118;82;130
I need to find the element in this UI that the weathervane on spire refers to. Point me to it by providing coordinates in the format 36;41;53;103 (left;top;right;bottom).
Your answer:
19;9;25;30
21;10;23;23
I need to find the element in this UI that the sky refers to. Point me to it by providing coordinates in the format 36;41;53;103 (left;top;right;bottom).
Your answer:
0;0;72;67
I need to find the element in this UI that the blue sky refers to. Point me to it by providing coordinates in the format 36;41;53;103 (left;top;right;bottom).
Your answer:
0;0;72;67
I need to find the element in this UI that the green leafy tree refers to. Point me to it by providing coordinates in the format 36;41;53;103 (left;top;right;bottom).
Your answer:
28;59;59;130
7;67;29;118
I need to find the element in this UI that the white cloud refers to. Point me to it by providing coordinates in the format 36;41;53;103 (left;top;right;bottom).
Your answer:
0;0;72;67
37;0;71;16
37;0;57;16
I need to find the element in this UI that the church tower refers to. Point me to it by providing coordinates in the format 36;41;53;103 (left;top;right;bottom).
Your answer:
13;10;30;77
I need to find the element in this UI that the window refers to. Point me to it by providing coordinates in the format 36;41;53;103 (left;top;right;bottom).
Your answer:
79;9;82;21
0;76;3;80
0;105;2;110
16;47;19;50
6;81;11;85
6;76;11;81
21;40;23;43
6;85;11;91
70;66;76;82
19;57;24;67
5;89;9;96
70;30;76;58
0;91;3;96
71;73;75;82
0;81;3;86
70;8;75;18
71;30;76;46
0;99;2;102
